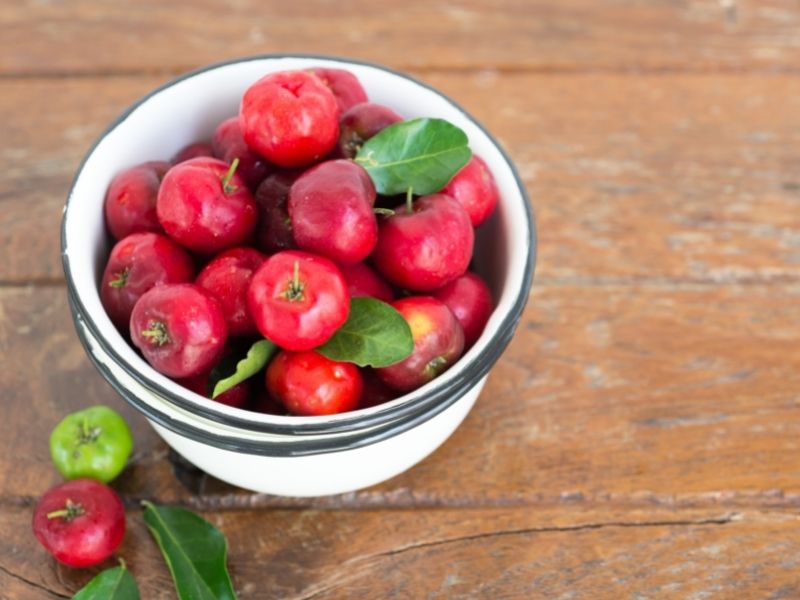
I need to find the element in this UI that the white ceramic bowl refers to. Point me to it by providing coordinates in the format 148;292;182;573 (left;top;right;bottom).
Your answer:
62;55;535;497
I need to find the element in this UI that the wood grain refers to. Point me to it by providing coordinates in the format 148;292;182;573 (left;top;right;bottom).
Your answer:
2;505;799;598
3;73;800;283
3;1;800;75
2;282;799;506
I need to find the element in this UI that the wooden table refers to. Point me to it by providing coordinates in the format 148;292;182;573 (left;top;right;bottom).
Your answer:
2;1;800;597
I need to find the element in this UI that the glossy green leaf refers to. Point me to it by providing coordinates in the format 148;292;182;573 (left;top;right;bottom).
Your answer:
212;339;277;398
318;297;413;367
72;563;140;600
142;502;237;600
355;117;472;195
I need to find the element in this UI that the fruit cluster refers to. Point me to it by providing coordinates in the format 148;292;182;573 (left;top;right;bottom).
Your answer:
100;67;498;416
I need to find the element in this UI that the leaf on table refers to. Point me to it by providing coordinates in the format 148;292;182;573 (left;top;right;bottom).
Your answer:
355;117;472;195
142;501;237;600
318;297;413;367
211;339;277;398
72;562;140;600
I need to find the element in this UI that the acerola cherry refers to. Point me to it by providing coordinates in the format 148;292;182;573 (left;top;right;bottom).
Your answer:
441;155;499;227
130;283;228;378
372;194;474;291
212;117;274;190
178;368;250;409
104;161;170;240
254;170;300;254
32;479;125;568
432;272;493;348
266;350;362;416
308;67;368;113
288;160;377;264
157;157;257;254
339;262;394;303
196;247;266;336
336;102;402;159
376;296;464;392
100;232;194;328
240;70;339;168
247;250;349;351
172;141;214;164
359;368;395;408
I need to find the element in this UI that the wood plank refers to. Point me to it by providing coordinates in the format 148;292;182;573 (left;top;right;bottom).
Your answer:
2;283;799;505
1;505;799;598
2;73;800;283
2;1;800;75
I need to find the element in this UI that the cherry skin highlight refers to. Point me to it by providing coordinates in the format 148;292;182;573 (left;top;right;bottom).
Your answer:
130;283;228;378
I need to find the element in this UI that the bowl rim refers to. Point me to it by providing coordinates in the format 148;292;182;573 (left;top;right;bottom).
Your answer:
61;53;536;452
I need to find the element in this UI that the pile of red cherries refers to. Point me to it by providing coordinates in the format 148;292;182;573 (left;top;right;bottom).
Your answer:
100;67;498;416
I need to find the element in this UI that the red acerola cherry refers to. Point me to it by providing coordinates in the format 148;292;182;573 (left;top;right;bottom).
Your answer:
212;117;274;190
336;102;402;159
432;272;493;348
441;155;499;227
130;283;228;378
266;350;362;416
104;161;170;240
308;67;368;113
376;296;465;392
247;250;349;351
178;367;250;409
157;157;257;254
32;479;125;568
100;232;194;328
288;160;377;264
338;262;394;303
196;247;266;336
253;170;301;254
359;368;396;408
171;141;214;164
372;194;474;292
240;70;339;168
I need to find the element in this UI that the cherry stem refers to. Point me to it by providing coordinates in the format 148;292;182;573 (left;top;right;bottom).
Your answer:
140;320;170;346
283;260;305;302
108;268;130;288
424;355;448;379
221;158;240;194
406;187;414;214
373;207;395;217
78;419;101;445
47;498;84;521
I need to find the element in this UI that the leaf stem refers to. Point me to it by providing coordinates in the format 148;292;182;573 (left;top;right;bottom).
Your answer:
221;158;240;194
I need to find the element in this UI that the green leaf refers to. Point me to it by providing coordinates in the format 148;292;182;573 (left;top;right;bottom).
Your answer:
212;339;277;398
142;501;237;600
72;562;140;600
355;117;472;195
318;297;413;368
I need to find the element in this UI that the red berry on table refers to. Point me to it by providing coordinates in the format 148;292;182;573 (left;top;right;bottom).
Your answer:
338;262;394;303
308;67;368;113
247;250;349;351
372;194;474;292
104;160;170;240
156;157;257;255
336;102;402;159
239;70;339;168
432;272;493;348
376;296;465;392
266;350;362;416
130;283;228;378
211;117;274;190
288;160;377;264
253;170;300;254
100;232;194;328
171;141;214;164
32;479;125;568
178;367;250;409
441;155;499;227
196;247;266;337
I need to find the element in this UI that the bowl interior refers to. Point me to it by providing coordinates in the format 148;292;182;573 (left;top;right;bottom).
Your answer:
63;56;532;426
